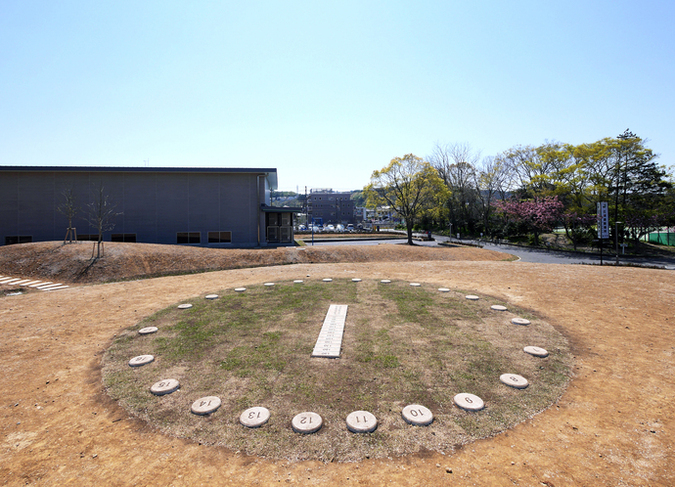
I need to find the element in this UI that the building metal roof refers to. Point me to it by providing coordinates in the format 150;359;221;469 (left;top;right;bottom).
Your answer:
0;166;279;189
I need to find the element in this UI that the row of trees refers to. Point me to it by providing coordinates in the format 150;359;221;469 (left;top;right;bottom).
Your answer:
364;131;674;247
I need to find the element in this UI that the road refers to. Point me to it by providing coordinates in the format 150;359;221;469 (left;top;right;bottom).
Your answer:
305;233;675;269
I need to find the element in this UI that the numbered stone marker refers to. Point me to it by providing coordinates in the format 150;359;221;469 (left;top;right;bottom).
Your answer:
351;278;362;282
240;406;271;428
500;373;529;389
291;412;322;434
410;282;421;287
234;287;247;292
322;278;333;282
438;288;450;293
454;393;485;411
150;379;180;396
129;355;154;367
177;304;193;309
380;279;391;284
402;404;434;426
346;410;378;433
491;305;508;311
465;295;480;301
205;294;219;300
523;346;549;357
191;396;221;415
512;317;531;325
138;326;158;335
293;280;304;284
263;283;275;287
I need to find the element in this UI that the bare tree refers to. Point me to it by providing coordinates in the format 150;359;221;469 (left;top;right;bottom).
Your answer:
85;184;121;259
57;187;79;243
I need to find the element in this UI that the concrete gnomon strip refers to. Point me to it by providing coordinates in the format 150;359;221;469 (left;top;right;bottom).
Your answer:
311;304;348;358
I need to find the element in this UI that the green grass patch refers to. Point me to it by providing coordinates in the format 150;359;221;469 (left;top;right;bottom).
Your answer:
102;279;572;462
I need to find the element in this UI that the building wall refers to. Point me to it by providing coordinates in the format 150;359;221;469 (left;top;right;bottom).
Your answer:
0;169;275;247
307;192;355;224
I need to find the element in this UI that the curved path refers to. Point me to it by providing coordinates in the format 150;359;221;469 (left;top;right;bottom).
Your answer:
1;261;673;485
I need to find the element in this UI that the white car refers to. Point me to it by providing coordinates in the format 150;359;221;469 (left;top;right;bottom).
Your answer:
325;224;335;232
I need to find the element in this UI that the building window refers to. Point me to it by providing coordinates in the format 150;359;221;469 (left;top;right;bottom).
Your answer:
111;234;137;242
177;232;200;244
77;234;100;241
4;236;32;245
208;231;232;243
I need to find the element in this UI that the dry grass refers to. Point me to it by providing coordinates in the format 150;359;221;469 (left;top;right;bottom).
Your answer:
102;279;571;462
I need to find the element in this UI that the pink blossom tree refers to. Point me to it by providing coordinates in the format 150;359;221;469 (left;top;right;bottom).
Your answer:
494;196;564;245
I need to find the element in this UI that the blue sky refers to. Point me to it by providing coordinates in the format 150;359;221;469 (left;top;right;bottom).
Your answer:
2;1;674;192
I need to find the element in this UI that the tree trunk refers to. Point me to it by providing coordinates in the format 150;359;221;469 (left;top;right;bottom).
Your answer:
406;221;414;245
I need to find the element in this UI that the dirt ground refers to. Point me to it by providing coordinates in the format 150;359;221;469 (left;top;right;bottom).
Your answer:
0;242;673;486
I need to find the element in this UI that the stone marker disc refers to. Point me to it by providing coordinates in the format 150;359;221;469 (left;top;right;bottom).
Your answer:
291;412;322;434
293;280;304;284
524;346;549;357
402;404;434;426
240;407;271;428
234;287;247;292
380;279;391;284
150;379;180;396
129;355;154;367
177;304;193;309
346;410;378;433
511;317;531;325
322;278;333;282
138;326;158;335
352;278;362;282
453;393;485;411
500;373;529;389
438;288;450;292
491;305;508;311
205;294;219;300
191;396;221;415
410;282;421;287
263;283;275;287
465;295;480;300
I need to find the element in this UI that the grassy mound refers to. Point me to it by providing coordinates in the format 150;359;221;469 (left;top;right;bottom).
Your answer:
102;279;571;462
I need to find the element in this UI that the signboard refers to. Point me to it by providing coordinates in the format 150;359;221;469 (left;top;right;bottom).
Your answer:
597;202;609;239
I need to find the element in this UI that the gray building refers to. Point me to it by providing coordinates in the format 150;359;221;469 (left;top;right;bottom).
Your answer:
307;190;355;225
0;166;298;247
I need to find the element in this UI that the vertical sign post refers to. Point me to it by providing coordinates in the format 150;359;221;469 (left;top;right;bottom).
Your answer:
597;202;609;265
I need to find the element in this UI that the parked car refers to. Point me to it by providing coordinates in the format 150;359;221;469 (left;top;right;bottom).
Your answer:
336;224;345;232
325;224;335;232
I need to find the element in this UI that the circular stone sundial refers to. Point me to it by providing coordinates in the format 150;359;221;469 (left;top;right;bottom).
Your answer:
401;404;434;426
465;295;480;300
177;304;193;309
234;287;247;292
105;278;572;462
205;294;219;300
150;379;180;396
138;326;158;335
453;393;485;411
410;282;421;287
263;283;275;287
500;373;529;389
380;279;391;284
346;410;378;433
322;278;333;282
352;278;362;282
512;318;531;325
524;346;549;357
240;407;271;428
293;280;304;284
191;396;221;415
291;412;322;434
491;305;508;311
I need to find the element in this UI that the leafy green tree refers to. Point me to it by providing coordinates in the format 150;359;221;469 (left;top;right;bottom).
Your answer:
364;154;449;245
